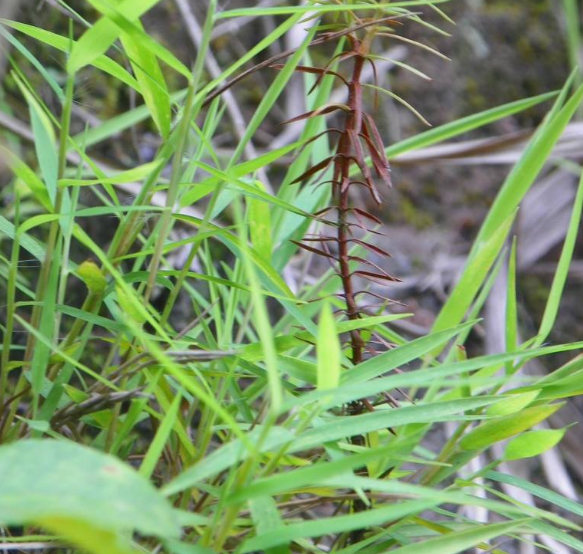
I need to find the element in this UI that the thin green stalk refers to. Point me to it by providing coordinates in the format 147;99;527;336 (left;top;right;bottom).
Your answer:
0;193;20;410
562;0;582;88
23;73;75;369
144;0;217;302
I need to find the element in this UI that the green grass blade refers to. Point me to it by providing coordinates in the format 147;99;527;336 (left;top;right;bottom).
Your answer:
317;302;341;391
343;321;476;384
67;0;165;73
430;212;515;338
139;390;184;479
1;20;140;91
535;167;583;346
388;520;528;554
382;92;557;160
486;471;583;518
241;499;439;552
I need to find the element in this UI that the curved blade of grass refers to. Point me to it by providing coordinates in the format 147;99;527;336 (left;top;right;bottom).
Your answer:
342;321;476;385
380;92;558;160
1;20;140;91
218;1;451;19
472;80;583;252
67;0;165;73
236;200;283;415
118;26;171;138
388;520;528;554
294;396;499;451
139;389;184;479
59;160;163;187
0;214;46;261
240;499;439;553
459;403;563;451
430;212;515;338
430;80;583;349
163;426;295;496
13;73;58;206
535;166;583;346
365;84;431;126
317;301;341;391
486;471;583;518
0;26;64;101
83;0;190;79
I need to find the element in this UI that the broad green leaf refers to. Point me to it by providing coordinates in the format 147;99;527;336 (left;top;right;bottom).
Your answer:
0;440;179;540
504;429;566;461
39;518;136;554
486;390;540;417
317;302;341;390
119;27;171;138
13;73;58;205
249;497;288;554
460;403;563;451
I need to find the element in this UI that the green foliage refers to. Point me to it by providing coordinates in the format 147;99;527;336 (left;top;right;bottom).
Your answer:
0;1;582;553
0;440;179;553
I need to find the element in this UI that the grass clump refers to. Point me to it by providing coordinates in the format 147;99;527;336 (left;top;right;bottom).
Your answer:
0;1;582;553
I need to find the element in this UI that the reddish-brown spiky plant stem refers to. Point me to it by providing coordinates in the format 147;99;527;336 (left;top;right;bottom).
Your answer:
337;39;366;366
